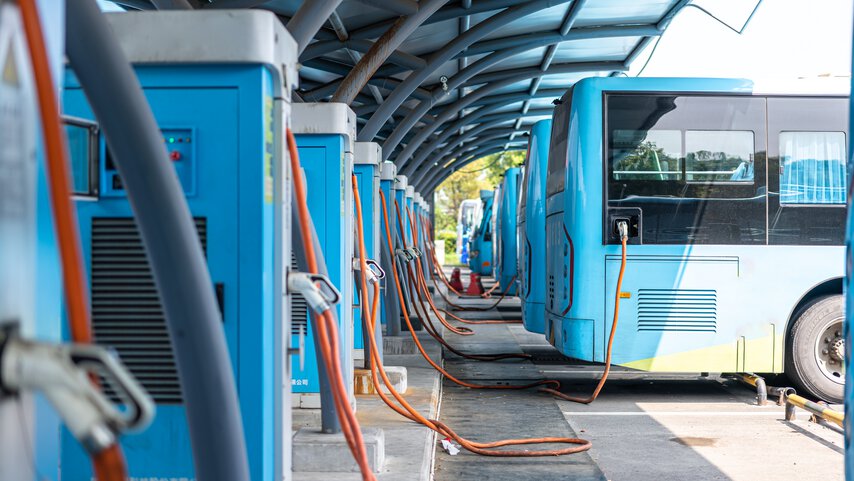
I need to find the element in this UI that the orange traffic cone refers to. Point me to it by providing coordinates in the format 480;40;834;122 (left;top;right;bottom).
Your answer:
465;272;485;295
449;267;464;292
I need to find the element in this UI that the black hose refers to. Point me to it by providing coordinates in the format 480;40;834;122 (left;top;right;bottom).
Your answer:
65;3;249;479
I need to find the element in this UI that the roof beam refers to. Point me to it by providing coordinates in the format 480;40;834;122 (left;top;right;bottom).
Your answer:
514;0;585;138
358;0;573;143
396;60;624;175
353;0;419;16
396;110;551;166
418;142;526;191
332;0;448;104
375;24;658;165
286;0;345;55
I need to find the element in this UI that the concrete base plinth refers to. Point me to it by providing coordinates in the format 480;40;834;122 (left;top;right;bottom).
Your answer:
292;427;385;473
354;366;408;395
353;348;365;365
402;315;422;331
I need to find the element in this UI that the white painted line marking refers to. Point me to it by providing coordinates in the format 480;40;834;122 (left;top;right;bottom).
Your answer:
562;411;791;416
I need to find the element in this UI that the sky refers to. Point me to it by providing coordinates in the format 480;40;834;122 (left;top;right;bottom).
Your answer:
627;0;853;81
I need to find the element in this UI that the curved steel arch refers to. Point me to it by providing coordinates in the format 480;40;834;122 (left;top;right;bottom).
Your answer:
376;23;657;164
395;107;552;165
332;0;449;104
419;143;527;193
394;60;624;175
410;115;547;174
358;0;572;142
300;0;531;60
427;127;523;169
420;88;566;137
418;136;530;188
285;0;345;55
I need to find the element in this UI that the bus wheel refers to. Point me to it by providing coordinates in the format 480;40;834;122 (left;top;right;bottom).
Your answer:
785;294;844;403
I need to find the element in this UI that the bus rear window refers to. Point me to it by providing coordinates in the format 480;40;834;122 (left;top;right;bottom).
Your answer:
546;89;572;196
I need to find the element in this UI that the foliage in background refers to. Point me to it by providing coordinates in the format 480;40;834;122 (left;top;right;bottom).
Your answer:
432;150;526;261
436;230;457;254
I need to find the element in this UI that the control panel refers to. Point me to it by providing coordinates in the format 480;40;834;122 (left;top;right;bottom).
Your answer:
103;127;196;197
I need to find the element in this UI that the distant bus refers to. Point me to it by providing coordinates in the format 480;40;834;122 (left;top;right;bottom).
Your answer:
545;77;848;402
492;167;521;290
456;198;481;263
468;190;494;275
518;119;552;334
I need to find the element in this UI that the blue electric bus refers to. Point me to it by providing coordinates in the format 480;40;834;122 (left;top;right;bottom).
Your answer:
468;189;494;275
457;198;481;264
545;77;848;402
492;167;521;290
845;62;854;479
518;119;552;334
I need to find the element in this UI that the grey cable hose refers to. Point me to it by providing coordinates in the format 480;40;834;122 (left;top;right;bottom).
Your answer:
290;196;341;434
65;1;249;479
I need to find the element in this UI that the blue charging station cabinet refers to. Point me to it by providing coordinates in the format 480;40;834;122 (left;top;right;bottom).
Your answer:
393;176;408;247
61;11;297;481
353;141;381;364
414;193;430;277
518;120;552;334
379;162;400;335
291;102;356;408
494;167;521;291
405;186;415;248
394;176;419;325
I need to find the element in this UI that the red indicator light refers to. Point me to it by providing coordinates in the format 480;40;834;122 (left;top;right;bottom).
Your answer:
169;151;182;161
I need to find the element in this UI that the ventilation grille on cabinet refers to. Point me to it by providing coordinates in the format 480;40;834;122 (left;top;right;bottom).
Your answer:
91;217;206;404
637;289;717;332
290;251;309;336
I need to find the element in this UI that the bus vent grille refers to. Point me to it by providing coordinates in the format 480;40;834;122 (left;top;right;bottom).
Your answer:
290;251;309;336
636;289;716;332
91;217;206;405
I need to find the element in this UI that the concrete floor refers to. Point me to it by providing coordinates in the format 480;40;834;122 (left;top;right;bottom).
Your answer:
511;324;846;481
431;272;844;481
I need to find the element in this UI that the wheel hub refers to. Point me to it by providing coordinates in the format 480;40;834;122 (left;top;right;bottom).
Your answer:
815;319;845;384
829;337;845;362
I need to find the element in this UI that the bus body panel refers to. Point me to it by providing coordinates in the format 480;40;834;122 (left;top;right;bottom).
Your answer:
546;77;846;373
469;190;494;275
494;167;521;290
519;119;552;334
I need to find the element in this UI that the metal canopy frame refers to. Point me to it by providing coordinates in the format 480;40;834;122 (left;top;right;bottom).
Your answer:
115;0;694;195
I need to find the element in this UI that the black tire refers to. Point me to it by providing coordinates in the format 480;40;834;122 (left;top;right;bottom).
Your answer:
785;294;845;403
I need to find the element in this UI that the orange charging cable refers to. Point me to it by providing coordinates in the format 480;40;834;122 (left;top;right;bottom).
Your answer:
287;129;375;481
405;207;523;325
354;181;591;456
380;191;557;393
397;194;629;406
540;232;628;404
19;2;128;478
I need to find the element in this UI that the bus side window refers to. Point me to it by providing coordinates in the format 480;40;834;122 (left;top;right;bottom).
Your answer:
605;94;766;245
767;97;847;246
685;130;755;184
779;131;847;205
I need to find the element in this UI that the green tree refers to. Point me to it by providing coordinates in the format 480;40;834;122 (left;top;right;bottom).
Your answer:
432;149;526;260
